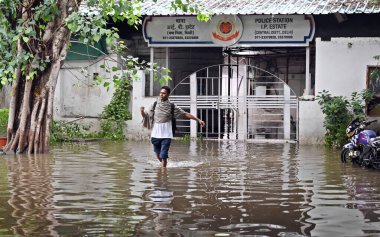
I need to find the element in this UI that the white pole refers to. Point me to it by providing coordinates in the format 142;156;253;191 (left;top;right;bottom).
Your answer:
304;46;311;96
284;85;291;140
165;47;170;86
239;65;247;140
190;73;197;138
150;47;154;96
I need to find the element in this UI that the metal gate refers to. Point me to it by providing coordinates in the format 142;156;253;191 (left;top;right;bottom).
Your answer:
170;64;298;141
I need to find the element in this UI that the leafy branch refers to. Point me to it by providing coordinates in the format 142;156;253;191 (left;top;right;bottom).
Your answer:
316;89;373;148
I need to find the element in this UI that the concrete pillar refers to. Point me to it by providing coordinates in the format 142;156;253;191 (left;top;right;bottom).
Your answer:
238;65;247;140
190;73;197;138
304;46;311;96
284;85;291;140
165;47;170;86
132;71;146;117
150;47;154;96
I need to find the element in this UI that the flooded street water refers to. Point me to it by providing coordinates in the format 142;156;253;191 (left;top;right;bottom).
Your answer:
1;140;380;236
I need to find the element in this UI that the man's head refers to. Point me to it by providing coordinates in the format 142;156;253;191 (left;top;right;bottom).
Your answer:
160;86;171;101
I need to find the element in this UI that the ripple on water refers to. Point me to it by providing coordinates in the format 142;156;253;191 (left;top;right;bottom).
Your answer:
2;141;380;236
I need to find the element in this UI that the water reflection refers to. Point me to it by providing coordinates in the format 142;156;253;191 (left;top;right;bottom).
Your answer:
6;154;58;236
1;141;380;236
130;141;312;236
137;168;174;236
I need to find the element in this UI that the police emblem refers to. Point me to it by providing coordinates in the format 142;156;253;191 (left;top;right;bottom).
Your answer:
210;15;243;46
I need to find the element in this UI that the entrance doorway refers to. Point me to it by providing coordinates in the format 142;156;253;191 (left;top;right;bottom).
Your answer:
170;64;298;141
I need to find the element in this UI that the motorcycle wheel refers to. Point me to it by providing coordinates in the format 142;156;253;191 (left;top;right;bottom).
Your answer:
340;148;351;163
359;146;376;168
369;149;380;169
371;161;380;169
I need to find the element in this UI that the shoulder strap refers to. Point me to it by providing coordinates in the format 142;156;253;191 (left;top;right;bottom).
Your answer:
153;101;174;116
170;103;175;117
153;101;157;111
170;103;176;134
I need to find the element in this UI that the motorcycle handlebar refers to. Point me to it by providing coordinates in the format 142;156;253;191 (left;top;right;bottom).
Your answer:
365;120;378;125
356;120;377;129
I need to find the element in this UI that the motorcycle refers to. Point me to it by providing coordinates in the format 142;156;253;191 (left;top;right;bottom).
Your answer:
340;118;380;169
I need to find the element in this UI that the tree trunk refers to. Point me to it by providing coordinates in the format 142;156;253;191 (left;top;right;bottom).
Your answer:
4;0;76;154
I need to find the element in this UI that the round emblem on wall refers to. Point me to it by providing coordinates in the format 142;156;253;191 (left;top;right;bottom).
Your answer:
210;15;243;46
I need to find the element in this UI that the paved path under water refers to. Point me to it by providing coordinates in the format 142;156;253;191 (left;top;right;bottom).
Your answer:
0;140;380;236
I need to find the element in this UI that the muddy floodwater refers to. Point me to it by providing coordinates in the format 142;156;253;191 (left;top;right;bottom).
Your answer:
1;140;380;236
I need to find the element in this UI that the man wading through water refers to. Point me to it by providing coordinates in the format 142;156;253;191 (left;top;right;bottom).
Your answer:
141;86;205;167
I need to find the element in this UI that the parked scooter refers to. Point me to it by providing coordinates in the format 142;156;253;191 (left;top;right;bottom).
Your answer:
341;118;380;169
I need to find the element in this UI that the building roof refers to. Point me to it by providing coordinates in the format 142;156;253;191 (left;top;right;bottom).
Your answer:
140;0;380;15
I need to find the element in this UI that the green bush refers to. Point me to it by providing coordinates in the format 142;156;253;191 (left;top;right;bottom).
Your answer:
100;77;132;140
50;120;93;143
98;119;125;140
0;108;9;136
316;90;373;148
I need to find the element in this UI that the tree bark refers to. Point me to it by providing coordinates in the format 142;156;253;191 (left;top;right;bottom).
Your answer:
4;0;79;154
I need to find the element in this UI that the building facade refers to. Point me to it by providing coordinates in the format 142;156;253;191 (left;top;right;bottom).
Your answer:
51;0;380;143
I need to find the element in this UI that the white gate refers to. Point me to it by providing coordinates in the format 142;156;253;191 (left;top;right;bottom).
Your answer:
170;64;298;141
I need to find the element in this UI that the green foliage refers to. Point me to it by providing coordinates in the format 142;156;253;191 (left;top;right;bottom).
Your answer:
0;0;59;86
50;119;125;143
177;134;191;141
176;133;204;141
50;120;93;143
370;66;380;80
88;41;173;91
170;0;211;22
0;1;20;87
0;0;185;89
0;0;206;90
316;89;374;148
98;119;125;140
0;0;209;149
98;76;133;141
102;77;132;121
0;108;9;136
65;0;205;91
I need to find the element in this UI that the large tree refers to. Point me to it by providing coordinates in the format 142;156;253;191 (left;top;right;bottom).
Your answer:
0;0;208;154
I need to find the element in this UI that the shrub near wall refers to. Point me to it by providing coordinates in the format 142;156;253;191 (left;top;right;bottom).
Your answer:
99;78;132;140
316;90;373;148
0;108;8;137
0;108;8;148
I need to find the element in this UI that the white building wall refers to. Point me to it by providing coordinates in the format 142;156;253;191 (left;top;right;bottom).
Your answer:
54;55;117;131
315;37;380;97
299;101;324;144
126;72;154;140
298;37;380;144
50;37;380;143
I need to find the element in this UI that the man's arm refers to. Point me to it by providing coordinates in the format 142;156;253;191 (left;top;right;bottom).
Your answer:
184;112;205;127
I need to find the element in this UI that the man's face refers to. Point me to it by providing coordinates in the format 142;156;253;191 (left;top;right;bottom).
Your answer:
160;88;169;101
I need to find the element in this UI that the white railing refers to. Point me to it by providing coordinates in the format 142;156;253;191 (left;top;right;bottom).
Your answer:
170;65;299;141
171;95;298;109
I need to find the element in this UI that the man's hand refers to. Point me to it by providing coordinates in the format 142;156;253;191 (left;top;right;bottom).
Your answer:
140;106;145;117
184;112;206;127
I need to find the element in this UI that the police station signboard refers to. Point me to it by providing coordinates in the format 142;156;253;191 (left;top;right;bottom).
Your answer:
238;15;315;47
143;15;315;47
143;16;213;46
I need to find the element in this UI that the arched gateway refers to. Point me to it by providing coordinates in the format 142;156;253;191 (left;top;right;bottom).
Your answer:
169;64;298;141
141;14;315;142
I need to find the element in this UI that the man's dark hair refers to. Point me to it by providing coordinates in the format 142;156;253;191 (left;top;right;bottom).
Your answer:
161;86;171;94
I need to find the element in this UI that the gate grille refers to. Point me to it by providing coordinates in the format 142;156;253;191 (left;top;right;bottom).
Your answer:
170;64;298;141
